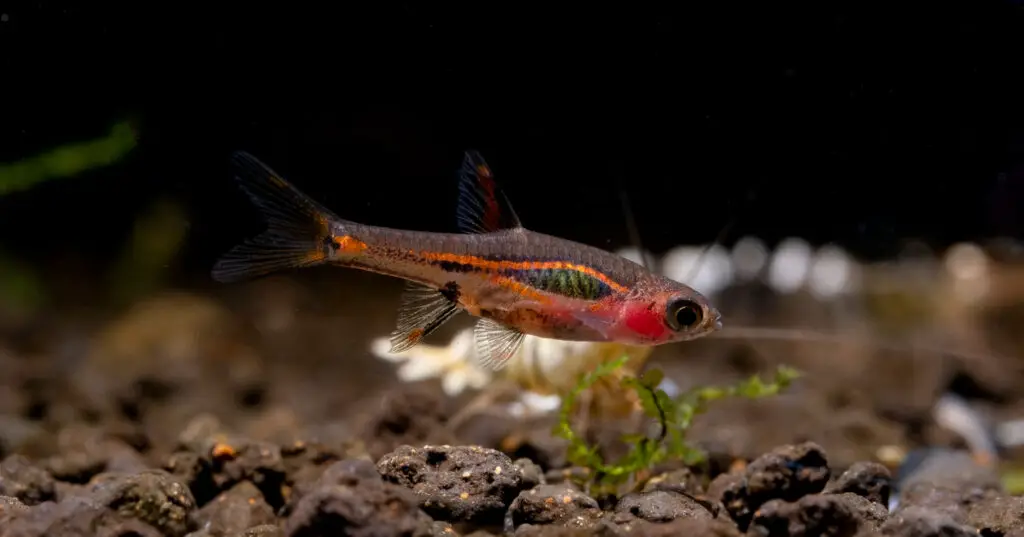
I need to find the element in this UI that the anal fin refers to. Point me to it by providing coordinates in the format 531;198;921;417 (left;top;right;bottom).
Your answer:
389;281;462;353
474;317;526;371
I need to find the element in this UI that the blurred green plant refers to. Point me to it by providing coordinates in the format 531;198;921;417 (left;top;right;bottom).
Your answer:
0;252;46;324
0;120;137;194
554;356;800;499
1001;464;1024;495
0;120;140;322
0;119;187;316
108;198;189;305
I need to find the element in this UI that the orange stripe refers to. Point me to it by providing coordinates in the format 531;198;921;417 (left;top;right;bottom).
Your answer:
420;252;628;294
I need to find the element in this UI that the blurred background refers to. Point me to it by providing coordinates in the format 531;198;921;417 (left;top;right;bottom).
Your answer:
2;0;1024;482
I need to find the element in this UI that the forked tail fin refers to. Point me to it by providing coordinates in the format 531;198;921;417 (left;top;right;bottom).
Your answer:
211;151;342;283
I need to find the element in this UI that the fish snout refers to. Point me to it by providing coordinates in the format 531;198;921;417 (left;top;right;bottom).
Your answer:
710;308;723;331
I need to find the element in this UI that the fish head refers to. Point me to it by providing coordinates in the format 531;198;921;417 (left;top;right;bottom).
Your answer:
610;276;722;345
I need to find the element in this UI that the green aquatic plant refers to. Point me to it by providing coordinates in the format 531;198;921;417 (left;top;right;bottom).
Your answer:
0;120;137;194
108;197;189;305
0;119;140;318
553;356;800;498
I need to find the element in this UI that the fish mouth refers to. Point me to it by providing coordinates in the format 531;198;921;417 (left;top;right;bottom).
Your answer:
711;310;724;331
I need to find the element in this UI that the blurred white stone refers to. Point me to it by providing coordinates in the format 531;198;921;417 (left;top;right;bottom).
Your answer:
661;244;734;296
506;392;563;418
933;393;998;461
731;236;769;281
767;238;813;294
996;419;1024;448
944;242;991;303
944;242;989;281
807;244;856;299
369;329;492;397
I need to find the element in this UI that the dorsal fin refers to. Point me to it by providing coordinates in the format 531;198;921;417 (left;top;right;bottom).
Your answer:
456;150;523;233
618;189;655;270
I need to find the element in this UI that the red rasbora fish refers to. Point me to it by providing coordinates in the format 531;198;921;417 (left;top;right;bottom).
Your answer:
213;150;723;369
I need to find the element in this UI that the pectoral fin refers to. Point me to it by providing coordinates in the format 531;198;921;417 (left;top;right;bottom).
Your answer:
389;281;462;353
474;317;526;371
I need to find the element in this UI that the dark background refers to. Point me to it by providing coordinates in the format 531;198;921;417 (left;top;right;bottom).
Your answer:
3;0;1024;288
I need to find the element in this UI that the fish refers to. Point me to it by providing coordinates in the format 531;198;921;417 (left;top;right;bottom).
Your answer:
212;150;724;370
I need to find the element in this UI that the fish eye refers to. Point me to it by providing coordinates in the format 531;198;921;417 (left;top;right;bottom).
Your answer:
666;298;703;331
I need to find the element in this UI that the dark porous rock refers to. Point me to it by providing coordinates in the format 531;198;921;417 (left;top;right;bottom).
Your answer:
879;505;976;537
241;524;286;537
892;482;985;526
965;493;1024;535
363;386;459;461
614;490;714;523
894;448;1001;494
710;442;831;530
208;440;288;511
278;440;343;494
0;495;112;536
610;515;743;537
0;415;50;461
190;481;276;537
283;481;434;537
42;426;149;484
88;469;197;536
543;468;590;489
514;458;545;490
504;484;601;533
304;457;379;488
0;469;195;537
171;416;291;510
427;520;459;536
43;450;108;486
0;494;30;522
748;493;886;537
641;467;705;497
378;444;526;525
98;518;168;537
0;454;56;505
745;442;831;502
512;526;598;537
282;458;380;516
499;428;570;472
166;450;219;507
825;462;892;507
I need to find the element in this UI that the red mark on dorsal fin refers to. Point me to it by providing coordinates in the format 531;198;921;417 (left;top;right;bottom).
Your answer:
455;151;522;233
476;164;501;231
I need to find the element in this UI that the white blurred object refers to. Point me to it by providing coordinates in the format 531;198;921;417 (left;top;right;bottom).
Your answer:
507;392;563;417
996;419;1024;448
615;246;657;271
945;242;989;280
932;393;998;463
943;242;991;304
372;324;669;418
807;244;858;300
766;238;813;294
731;236;769;281
371;329;492;396
661;244;735;296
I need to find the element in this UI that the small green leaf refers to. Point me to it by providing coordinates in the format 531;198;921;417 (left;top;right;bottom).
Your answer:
640;368;664;388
